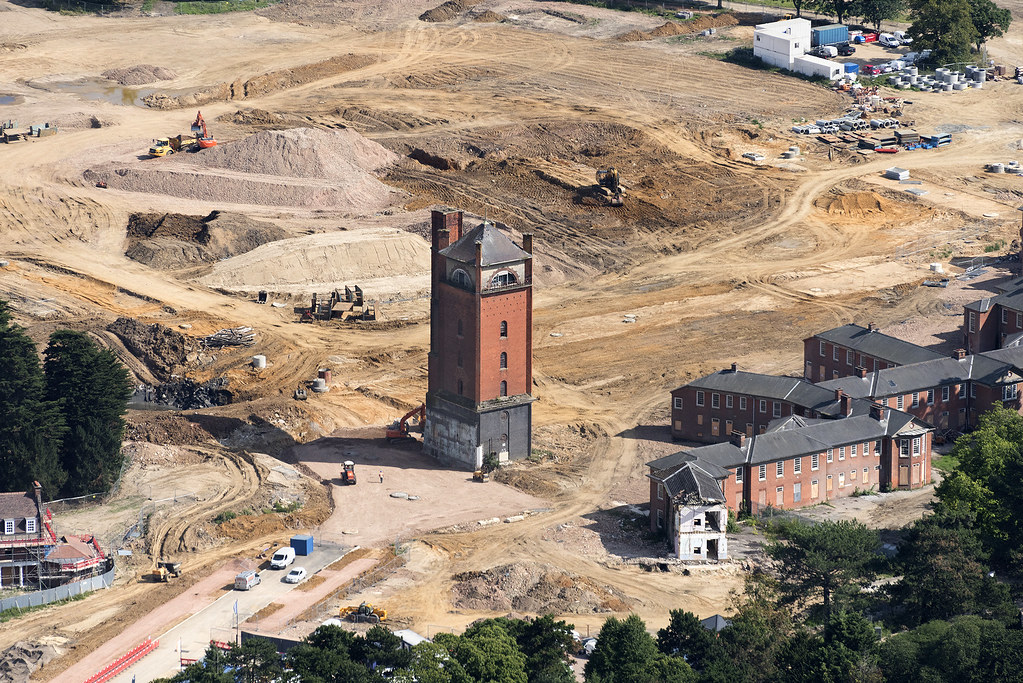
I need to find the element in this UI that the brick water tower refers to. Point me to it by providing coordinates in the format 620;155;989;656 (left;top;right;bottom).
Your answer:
424;208;534;469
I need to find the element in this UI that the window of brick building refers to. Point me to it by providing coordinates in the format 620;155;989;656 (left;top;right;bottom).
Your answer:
811;454;819;470
1003;309;1008;324
927;389;934;405
911;393;919;408
847;349;854;366
1004;384;1018;401
897;395;904;410
942;386;950;402
673;397;683;409
25;518;36;534
759;400;767;413
740;396;747;410
712;393;720;409
696;391;705;406
711;418;720;436
500;320;508;338
500;352;507;370
773;402;782;418
969;312;976;333
820;340;826;356
776;461;784;477
851;443;858;457
833;346;840;361
457;380;463;395
759;464;766;481
736;468;743;483
839;446;845;460
827;449;834;463
500;381;507;397
794;457;802;474
726;394;733;409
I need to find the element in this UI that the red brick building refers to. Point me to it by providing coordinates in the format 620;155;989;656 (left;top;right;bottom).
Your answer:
424;209;535;468
803;323;943;382
669;364;864;443
963;280;1023;353
817;346;1023;434
0;483;53;588
649;404;933;526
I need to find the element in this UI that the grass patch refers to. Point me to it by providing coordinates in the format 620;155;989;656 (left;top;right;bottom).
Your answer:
0;593;86;623
851;486;879;497
212;510;237;525
141;0;154;10
932;453;960;473
174;0;276;14
984;239;1006;253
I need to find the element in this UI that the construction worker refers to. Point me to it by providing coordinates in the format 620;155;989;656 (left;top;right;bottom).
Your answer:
379;470;384;484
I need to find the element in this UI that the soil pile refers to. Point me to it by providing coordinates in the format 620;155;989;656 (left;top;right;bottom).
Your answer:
420;0;480;22
451;562;631;614
124;211;287;269
102;65;177;86
86;128;403;211
0;641;60;683
134;377;232;410
472;10;505;22
49;112;105;130
124;413;215;445
616;14;738;41
816;191;893;216
108;317;191;381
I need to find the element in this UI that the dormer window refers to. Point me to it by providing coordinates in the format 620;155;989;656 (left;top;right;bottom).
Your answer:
3;519;13;535
451;269;473;291
25;518;36;534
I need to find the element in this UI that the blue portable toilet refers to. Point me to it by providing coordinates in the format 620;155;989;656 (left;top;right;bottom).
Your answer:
291;534;314;556
844;63;860;75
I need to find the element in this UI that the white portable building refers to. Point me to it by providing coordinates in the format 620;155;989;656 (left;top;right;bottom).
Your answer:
754;18;812;70
792;54;844;80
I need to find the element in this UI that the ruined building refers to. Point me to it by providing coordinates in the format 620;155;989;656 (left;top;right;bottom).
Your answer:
424;209;534;468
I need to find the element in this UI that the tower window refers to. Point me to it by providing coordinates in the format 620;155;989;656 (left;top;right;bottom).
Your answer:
458;380;463;396
457;351;463;368
457;319;463;337
490;272;516;288
500;320;508;338
451;269;473;290
500;381;507;397
500;352;508;370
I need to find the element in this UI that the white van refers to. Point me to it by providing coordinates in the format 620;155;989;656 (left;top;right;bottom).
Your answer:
270;547;296;569
878;33;900;48
234;570;261;590
893;30;912;44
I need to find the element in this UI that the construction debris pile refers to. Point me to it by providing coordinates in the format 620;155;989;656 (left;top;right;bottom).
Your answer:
202;327;255;347
2;119;57;144
305;286;376;322
451;562;631;614
0;640;63;683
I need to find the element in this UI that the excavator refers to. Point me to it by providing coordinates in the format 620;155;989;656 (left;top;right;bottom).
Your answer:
385;403;425;444
340;601;387;624
191;110;217;149
595;167;624;207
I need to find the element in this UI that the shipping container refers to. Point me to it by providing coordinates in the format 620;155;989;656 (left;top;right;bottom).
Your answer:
291;534;314;556
844;63;860;74
811;24;849;46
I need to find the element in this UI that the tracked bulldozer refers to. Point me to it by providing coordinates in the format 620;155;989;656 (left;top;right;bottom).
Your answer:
595;167;624;206
341;601;387;623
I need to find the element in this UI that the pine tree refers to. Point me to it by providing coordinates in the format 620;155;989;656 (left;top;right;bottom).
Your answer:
0;301;66;495
44;330;131;497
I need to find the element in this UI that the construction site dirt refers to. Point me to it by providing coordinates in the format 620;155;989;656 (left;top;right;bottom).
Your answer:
5;0;1023;678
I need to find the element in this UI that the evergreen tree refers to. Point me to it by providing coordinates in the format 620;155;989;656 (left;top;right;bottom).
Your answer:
656;609;721;671
0;300;66;496
44;330;131;497
585;614;695;683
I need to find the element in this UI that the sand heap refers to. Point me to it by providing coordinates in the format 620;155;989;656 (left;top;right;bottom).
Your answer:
102;64;177;86
196;227;431;294
420;0;481;22
85;128;404;211
451;562;632;614
124;210;287;269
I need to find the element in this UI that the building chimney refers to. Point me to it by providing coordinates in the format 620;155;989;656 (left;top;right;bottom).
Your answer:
730;362;738;373
841;394;853;417
953;348;967;360
868;322;878;332
869;401;888;421
431;209;463;251
32;480;42;512
730;431;746;448
835;388;844;401
855;366;867;378
523;233;533;255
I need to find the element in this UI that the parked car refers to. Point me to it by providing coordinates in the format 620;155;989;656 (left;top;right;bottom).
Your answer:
853;32;878;43
270;547;296;569
862;64;883;75
878;33;901;47
919;49;932;60
837;43;856;56
809;45;838;58
284;567;307;583
234;570;261;591
902;51;919;64
893;30;912;44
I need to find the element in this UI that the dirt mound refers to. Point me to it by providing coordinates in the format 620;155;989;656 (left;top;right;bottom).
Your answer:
186;128;396;178
451;562;632;614
141;54;375;109
124;211;288;269
124;413;216;445
86;128;403;212
222;108;290;128
617;13;738;41
420;0;480;22
472;9;505;22
108;317;192;381
196;227;430;293
48;112;105;130
0;640;61;683
101;64;177;86
815;191;895;216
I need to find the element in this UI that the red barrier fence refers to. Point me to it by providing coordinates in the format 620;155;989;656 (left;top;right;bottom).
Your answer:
83;636;159;683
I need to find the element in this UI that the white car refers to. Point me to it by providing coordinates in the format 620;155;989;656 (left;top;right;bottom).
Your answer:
284;567;307;583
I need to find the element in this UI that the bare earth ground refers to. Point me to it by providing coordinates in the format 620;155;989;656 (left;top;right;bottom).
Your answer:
4;0;1023;677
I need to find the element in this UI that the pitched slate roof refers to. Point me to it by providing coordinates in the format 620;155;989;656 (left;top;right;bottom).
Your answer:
439;221;530;266
0;491;39;519
661;463;726;502
701;614;732;632
819;346;1023;398
966;279;1023;313
678;369;837;409
809;324;944;366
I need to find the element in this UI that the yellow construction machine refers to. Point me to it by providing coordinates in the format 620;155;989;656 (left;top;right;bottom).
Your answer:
472;470;490;483
148;560;182;582
148;134;197;158
341;601;388;623
148;138;173;157
595;167;624;206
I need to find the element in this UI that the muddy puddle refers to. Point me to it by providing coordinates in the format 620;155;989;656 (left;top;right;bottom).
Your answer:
0;94;19;105
26;77;191;107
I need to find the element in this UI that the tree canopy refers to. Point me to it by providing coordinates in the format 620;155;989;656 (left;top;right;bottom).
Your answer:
859;0;905;32
907;0;980;64
968;0;1012;51
767;520;880;618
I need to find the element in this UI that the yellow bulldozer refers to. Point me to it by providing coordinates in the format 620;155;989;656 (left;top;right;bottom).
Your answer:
148;134;197;158
595;167;624;206
148;560;182;582
340;601;387;624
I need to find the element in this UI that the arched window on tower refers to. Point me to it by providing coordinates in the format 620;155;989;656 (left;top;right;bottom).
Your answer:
451;269;473;291
458;379;464;396
457;319;463;337
490;271;517;289
499;352;507;370
500;381;508;397
500;320;508;338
